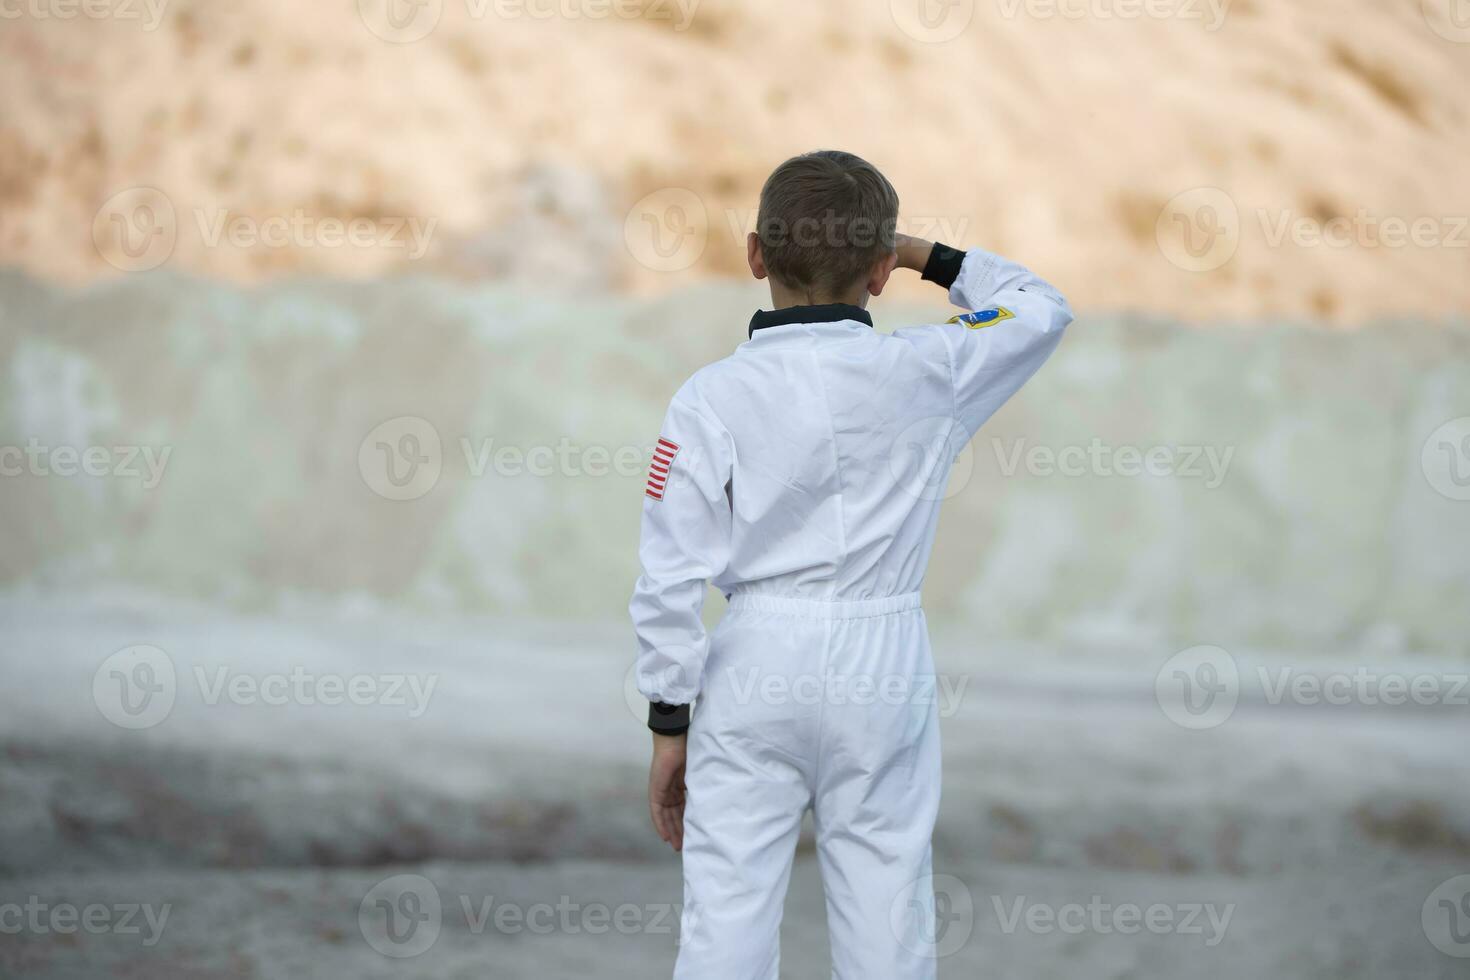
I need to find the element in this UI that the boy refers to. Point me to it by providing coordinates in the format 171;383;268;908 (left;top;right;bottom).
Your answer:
630;150;1072;979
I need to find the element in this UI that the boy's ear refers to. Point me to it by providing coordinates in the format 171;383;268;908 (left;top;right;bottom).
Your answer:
866;250;900;298
746;232;768;281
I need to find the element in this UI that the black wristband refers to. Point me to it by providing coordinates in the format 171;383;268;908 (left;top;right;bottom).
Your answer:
921;242;966;290
648;701;691;736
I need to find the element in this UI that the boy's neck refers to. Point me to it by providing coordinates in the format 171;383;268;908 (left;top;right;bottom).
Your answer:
766;282;869;311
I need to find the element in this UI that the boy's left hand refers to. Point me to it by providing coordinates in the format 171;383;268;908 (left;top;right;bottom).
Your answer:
648;733;688;852
893;233;935;273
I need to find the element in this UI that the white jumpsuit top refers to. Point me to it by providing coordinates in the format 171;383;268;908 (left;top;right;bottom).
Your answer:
630;244;1072;979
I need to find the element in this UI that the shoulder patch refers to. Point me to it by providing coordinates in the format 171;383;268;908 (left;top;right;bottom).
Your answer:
949;307;1015;329
646;438;680;501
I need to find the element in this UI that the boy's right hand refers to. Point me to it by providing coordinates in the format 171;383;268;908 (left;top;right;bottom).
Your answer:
648;733;688;852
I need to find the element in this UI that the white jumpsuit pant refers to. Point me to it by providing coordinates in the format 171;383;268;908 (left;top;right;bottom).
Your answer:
674;591;942;980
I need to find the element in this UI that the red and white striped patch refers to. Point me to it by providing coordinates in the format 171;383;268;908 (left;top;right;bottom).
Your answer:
646;437;679;501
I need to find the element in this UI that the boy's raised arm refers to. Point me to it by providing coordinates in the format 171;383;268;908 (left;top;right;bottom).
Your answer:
895;234;1074;436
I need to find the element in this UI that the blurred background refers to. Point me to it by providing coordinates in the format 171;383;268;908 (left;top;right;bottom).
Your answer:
2;0;1469;977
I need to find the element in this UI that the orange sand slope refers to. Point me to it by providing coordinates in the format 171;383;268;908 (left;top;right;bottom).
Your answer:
2;0;1468;322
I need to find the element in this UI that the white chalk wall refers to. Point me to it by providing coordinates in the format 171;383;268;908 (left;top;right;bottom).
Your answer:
2;270;1467;657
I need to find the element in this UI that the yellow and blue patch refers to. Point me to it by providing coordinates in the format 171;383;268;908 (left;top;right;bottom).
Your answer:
949;307;1015;329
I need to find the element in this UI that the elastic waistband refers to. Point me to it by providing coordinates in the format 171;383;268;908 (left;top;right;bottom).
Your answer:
727;591;922;620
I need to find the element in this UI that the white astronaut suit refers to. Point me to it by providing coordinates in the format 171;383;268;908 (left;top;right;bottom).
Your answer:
630;243;1072;979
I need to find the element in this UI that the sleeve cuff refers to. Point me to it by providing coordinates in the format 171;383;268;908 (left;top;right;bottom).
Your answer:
647;701;691;736
920;242;966;290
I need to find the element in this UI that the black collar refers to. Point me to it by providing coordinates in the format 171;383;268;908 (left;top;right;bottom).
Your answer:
748;304;873;339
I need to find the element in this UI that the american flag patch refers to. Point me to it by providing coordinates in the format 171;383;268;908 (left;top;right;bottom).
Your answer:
646;437;679;501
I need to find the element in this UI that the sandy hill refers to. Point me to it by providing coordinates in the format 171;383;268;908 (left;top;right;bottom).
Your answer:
1;0;1468;322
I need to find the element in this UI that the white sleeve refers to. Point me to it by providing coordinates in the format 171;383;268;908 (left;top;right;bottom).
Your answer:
628;387;734;708
902;246;1074;437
